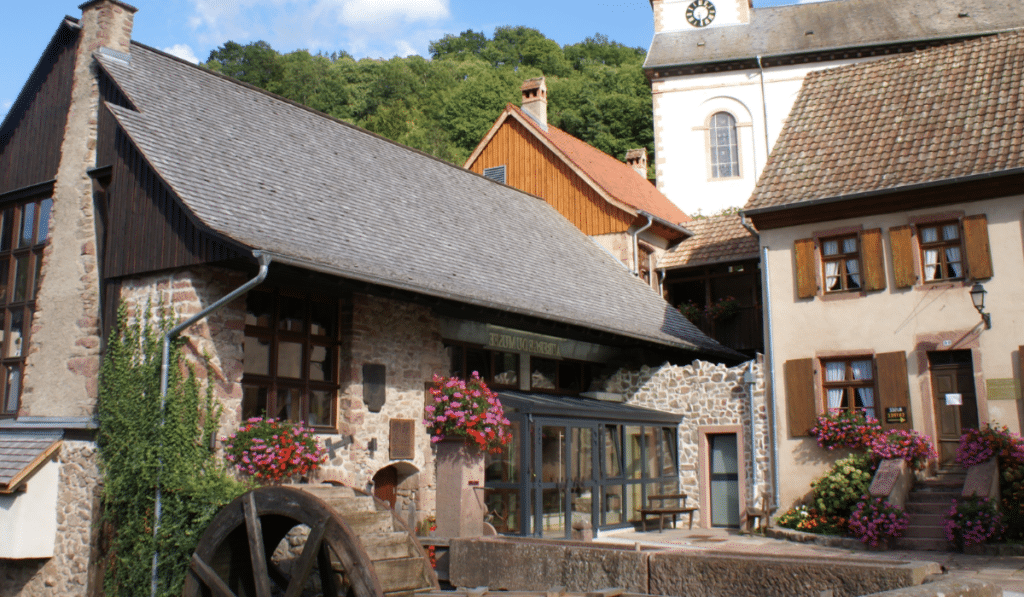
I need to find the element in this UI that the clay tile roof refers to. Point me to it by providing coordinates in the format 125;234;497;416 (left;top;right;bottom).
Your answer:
521;78;544;91
657;214;759;269
746;30;1024;212
510;106;689;225
0;431;62;492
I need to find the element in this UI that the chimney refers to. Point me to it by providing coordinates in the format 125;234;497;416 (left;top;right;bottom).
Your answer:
625;148;648;178
520;77;548;130
79;0;137;55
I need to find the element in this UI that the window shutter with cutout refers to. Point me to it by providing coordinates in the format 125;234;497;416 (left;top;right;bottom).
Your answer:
963;214;993;280
784;358;817;437
794;238;817;299
889;226;916;288
875;351;911;431
861;228;887;292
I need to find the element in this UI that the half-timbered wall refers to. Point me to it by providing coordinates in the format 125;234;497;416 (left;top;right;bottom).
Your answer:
97;110;244;279
0;27;79;196
468;119;634;237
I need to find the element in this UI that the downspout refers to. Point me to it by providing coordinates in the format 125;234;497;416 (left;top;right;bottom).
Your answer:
151;251;272;597
756;56;771;172
743;364;758;505
631;213;654;276
760;245;780;509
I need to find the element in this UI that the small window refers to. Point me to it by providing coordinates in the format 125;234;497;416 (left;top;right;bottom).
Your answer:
483;165;507;184
363;364;386;413
822;358;876;421
709;112;739;179
821;234;861;292
919;221;963;282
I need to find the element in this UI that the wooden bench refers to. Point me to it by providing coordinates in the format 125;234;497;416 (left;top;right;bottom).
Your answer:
638;493;698;532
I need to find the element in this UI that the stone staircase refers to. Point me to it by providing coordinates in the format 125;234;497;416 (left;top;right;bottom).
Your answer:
895;466;966;551
300;484;437;597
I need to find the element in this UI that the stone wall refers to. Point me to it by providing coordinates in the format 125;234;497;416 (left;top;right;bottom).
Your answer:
0;441;102;597
322;293;447;518
602;357;769;523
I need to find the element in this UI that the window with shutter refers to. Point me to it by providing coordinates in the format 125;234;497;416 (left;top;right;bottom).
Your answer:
820;234;862;293
962;214;993;280
889;225;916;288
784;358;817;437
861;228;887;291
794;238;817;299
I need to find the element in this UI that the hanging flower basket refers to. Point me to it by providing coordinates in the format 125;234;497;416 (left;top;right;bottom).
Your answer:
424;372;511;454
223;417;327;484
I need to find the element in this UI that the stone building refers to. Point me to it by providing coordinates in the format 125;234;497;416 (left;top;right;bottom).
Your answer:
0;3;752;596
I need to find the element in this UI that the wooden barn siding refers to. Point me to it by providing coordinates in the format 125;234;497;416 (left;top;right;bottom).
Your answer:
471;120;633;236
98;110;244;279
0;29;79;196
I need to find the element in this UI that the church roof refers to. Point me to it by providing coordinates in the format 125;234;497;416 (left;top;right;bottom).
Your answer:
745;30;1024;212
95;43;737;359
645;0;1024;72
468;105;690;228
657;214;759;270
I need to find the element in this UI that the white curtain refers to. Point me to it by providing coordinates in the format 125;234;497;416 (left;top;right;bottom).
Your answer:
924;249;940;280
943;224;959;241
858;388;876;420
946;247;962;278
825;260;840;290
827;389;843;409
846;258;861;288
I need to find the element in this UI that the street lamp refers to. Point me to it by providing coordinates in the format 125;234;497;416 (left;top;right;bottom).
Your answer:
969;283;991;329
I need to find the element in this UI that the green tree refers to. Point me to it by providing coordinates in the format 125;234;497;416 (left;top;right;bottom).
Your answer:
99;304;245;597
205;40;283;89
429;29;488;60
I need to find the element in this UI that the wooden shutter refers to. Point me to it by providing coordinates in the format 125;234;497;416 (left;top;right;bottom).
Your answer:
963;214;994;280
861;228;887;292
794;238;817;299
876;351;911;431
889;226;916;288
784;358;817;437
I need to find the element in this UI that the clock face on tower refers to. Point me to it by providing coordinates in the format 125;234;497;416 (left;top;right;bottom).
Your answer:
686;0;716;27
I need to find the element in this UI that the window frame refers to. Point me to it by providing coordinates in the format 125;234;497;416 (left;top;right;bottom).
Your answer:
916;220;965;283
707;111;740;180
820;233;863;293
0;196;53;417
820;357;878;421
241;288;341;430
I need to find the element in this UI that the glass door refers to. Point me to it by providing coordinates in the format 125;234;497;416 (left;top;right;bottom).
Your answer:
709;433;740;527
532;422;599;537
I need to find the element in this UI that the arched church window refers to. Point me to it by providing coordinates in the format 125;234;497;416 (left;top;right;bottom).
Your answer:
709;112;739;178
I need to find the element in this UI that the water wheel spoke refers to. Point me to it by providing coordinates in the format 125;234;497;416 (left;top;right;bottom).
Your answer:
190;553;239;597
283;516;328;597
244;492;273;597
317;541;341;597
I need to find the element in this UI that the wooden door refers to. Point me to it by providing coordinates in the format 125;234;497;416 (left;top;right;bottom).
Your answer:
929;352;979;463
372;465;397;508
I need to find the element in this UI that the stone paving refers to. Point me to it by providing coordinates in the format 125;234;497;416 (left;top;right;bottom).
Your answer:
594;526;1024;596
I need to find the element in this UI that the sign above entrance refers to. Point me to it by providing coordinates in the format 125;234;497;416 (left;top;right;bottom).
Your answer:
487;327;564;358
945;393;963;406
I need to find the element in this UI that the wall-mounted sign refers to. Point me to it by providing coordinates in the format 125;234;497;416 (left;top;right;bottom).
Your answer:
945;393;963;406
487;329;564;358
885;407;907;424
986;378;1021;401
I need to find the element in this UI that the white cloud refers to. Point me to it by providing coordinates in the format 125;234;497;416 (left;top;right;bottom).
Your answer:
1;100;11;119
334;0;450;25
163;44;201;64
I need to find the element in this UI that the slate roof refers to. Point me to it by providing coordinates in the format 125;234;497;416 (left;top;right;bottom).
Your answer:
745;30;1024;212
0;431;61;492
473;105;690;227
657;214;759;270
95;44;736;358
645;0;1024;71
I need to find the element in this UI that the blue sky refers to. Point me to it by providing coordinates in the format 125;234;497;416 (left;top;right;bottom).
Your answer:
1;0;798;120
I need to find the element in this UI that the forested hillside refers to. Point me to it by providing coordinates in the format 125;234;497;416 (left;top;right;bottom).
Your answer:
203;28;653;168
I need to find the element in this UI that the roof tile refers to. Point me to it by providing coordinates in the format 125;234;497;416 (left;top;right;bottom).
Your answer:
658;214;759;269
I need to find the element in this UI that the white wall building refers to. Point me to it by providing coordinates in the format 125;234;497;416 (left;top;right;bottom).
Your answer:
644;0;1024;216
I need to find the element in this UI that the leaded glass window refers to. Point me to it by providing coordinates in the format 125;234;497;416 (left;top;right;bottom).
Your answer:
709;112;739;178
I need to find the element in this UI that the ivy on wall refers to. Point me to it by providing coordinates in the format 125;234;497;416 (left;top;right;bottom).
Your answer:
98;304;246;597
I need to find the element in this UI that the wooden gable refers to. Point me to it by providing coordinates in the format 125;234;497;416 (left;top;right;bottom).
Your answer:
0;25;79;196
468;118;635;237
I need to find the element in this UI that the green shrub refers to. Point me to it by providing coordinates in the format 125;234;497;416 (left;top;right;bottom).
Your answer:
811;453;877;518
99;303;246;597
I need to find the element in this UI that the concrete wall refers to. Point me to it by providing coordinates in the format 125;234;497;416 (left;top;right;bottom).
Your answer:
761;196;1024;509
449;536;939;597
603;358;768;527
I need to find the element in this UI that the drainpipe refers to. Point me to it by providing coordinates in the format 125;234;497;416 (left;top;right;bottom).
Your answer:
756;56;771;172
743;364;758;504
151;251;272;597
631;213;654;276
760;245;780;509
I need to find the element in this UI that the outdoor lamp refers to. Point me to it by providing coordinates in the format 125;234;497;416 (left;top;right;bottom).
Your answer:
969;283;992;329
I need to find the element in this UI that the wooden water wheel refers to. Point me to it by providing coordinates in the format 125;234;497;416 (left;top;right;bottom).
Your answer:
183;484;438;597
